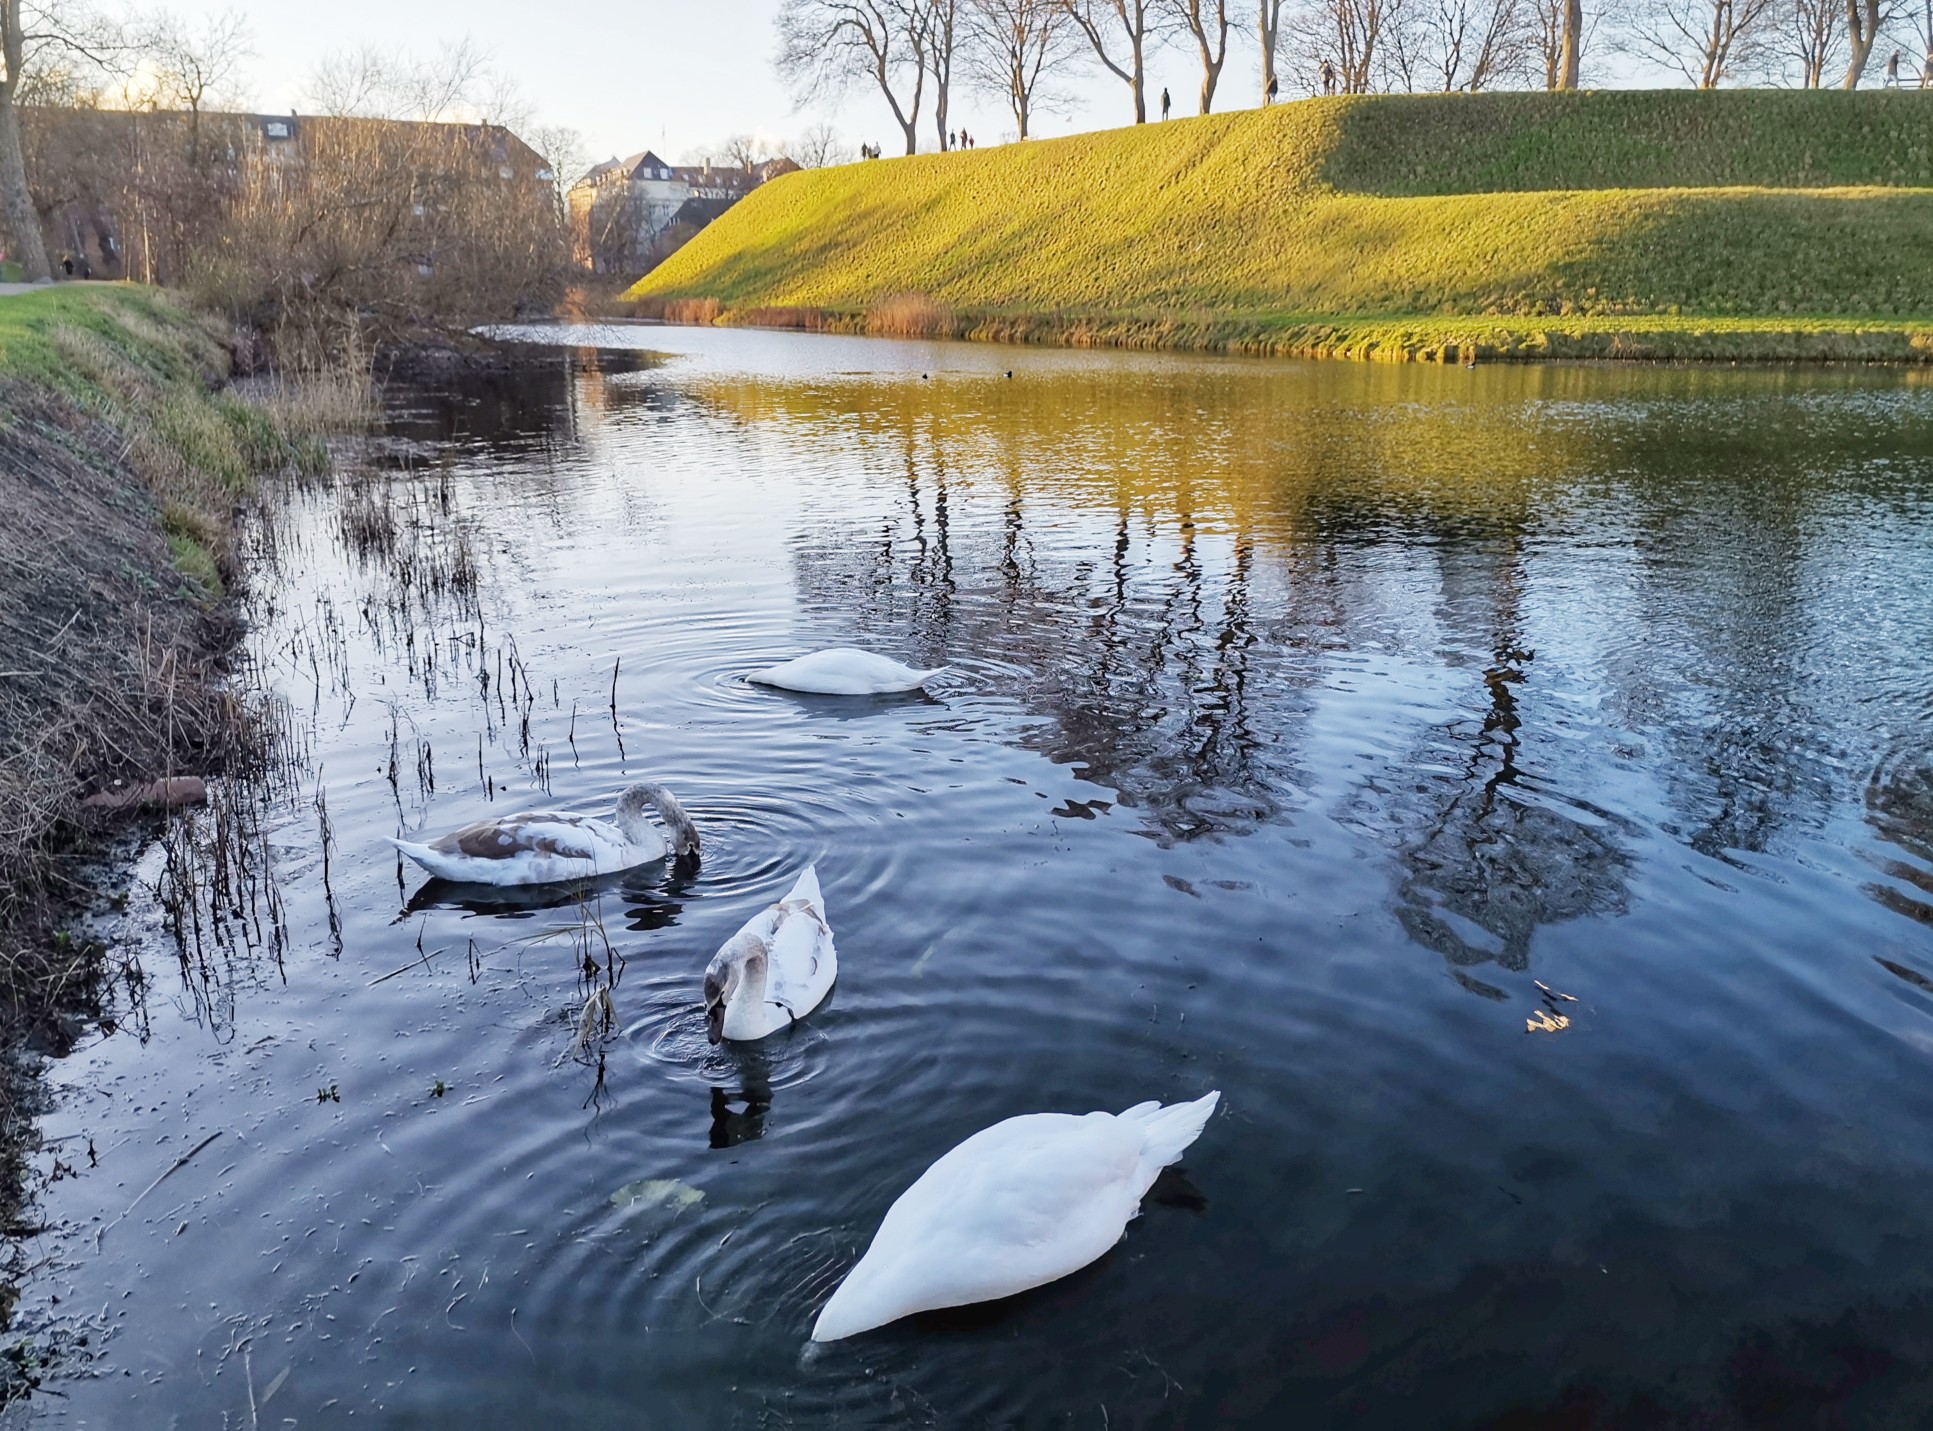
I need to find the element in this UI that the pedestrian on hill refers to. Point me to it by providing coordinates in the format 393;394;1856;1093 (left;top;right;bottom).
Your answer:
948;130;957;150
1923;46;1932;86
1266;75;1279;105
1161;87;1171;120
1320;60;1337;95
1886;47;1902;85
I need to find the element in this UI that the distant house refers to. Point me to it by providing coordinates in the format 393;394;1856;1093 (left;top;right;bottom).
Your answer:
568;149;798;277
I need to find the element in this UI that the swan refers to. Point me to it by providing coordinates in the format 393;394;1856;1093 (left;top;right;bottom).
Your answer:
747;648;946;696
811;1090;1221;1342
389;782;698;886
703;864;836;1043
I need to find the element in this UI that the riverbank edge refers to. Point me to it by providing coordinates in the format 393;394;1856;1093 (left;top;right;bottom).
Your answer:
637;299;1933;366
0;287;356;1385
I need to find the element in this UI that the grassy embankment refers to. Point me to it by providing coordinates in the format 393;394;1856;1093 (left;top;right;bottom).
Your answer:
0;285;345;1029
629;90;1933;362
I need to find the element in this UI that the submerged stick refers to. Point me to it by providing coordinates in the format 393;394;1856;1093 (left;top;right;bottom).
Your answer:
96;1130;223;1246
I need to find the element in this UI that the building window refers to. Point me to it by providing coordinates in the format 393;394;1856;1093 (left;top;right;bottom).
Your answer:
264;120;290;139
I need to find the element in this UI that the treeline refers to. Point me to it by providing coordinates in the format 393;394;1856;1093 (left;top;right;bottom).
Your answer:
777;0;1933;151
0;9;576;358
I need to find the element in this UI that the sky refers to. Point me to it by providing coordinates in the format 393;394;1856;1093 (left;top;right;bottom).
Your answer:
156;0;1690;175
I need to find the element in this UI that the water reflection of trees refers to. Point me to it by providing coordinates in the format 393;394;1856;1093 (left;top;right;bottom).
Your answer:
718;365;1613;853
1351;525;1632;996
1866;761;1933;931
681;357;1933;980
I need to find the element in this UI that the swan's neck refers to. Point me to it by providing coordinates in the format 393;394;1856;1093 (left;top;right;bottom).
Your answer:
724;950;773;1038
614;808;659;849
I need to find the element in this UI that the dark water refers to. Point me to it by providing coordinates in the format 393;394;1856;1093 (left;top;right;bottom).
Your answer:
13;326;1933;1428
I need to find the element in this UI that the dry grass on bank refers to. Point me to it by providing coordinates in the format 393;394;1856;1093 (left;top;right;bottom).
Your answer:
0;286;360;1031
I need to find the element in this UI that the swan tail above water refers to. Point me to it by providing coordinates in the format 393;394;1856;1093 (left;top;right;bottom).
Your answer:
1121;1091;1221;1199
785;862;823;911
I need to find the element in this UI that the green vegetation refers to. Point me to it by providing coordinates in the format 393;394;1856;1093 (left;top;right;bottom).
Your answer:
630;91;1933;362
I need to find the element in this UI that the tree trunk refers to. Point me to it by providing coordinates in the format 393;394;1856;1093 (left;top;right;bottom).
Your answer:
0;93;48;281
1260;1;1280;103
0;0;50;281
1558;0;1582;86
1131;34;1147;120
1843;0;1879;84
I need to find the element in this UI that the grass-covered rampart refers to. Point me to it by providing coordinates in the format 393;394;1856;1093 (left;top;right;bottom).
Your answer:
629;90;1933;362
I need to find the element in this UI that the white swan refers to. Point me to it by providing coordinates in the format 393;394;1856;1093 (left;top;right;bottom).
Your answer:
389;782;698;886
747;648;946;696
811;1090;1220;1342
703;865;836;1043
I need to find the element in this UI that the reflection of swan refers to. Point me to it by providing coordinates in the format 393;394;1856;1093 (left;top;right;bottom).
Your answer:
390;783;699;886
748;648;945;695
811;1091;1221;1342
703;866;836;1043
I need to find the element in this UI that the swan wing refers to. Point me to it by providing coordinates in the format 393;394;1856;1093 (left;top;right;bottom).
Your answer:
767;865;835;1019
394;813;640;885
811;1111;1142;1341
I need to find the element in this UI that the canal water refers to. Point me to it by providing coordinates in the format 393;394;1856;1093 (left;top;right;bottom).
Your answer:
11;327;1933;1428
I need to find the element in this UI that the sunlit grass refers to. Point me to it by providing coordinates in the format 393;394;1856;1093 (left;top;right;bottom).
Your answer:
631;91;1933;361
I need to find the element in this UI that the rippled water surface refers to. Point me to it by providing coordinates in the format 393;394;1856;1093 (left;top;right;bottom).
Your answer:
15;326;1933;1428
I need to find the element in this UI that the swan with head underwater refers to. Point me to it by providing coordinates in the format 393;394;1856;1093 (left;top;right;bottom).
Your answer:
389;782;699;886
811;1089;1221;1341
747;648;947;696
703;865;836;1043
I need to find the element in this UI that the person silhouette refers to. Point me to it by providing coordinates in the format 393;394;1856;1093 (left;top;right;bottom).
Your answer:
1161;86;1171;120
1885;47;1901;86
1320;60;1337;95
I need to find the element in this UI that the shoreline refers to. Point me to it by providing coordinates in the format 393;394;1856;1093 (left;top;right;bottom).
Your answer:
632;302;1933;366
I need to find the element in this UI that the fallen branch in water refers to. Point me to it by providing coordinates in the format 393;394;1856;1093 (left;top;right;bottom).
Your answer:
95;1129;223;1246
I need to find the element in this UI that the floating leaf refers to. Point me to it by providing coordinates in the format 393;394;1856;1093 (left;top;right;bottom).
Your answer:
1526;1010;1571;1034
1535;980;1578;1003
611;1178;705;1213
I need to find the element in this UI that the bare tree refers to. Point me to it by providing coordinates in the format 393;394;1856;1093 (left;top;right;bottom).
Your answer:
1530;0;1604;82
964;0;1081;135
1164;0;1233;109
306;38;491;121
1286;0;1408;90
2;0;121;281
1062;0;1169;121
794;119;855;165
1775;0;1844;81
1260;0;1287;99
1623;0;1780;83
1556;0;1583;81
1401;0;1529;87
137;11;251;165
927;0;960;147
530;122;585;227
1841;0;1905;82
776;0;930;155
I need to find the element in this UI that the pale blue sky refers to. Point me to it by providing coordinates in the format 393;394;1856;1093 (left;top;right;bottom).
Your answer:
157;0;1681;174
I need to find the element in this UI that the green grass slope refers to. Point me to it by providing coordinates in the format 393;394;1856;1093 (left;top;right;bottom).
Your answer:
627;91;1933;362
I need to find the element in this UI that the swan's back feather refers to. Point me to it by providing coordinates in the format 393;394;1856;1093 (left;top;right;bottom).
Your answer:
811;1092;1220;1341
748;648;943;695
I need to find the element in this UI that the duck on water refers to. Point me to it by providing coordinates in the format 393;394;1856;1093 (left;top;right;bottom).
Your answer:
389;782;699;886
